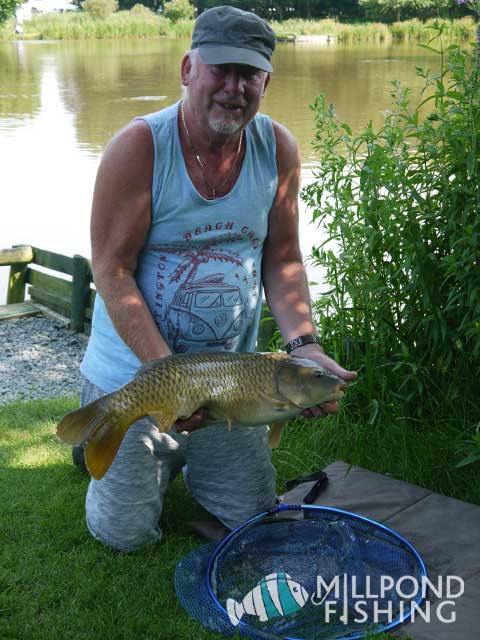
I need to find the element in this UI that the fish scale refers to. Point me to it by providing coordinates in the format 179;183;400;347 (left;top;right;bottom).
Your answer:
56;351;345;479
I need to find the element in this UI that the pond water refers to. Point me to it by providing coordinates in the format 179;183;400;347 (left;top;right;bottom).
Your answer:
0;37;440;303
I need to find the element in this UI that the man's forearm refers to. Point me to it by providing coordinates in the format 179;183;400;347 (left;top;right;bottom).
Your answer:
263;258;318;345
95;271;171;363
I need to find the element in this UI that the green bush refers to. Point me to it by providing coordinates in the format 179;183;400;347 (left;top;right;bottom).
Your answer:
302;22;480;424
81;0;118;20
129;2;153;16
163;0;194;23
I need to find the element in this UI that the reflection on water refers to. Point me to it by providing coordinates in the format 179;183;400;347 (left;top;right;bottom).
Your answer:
0;38;440;303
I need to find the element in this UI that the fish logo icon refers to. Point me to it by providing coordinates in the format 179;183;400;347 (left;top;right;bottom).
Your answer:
226;572;309;626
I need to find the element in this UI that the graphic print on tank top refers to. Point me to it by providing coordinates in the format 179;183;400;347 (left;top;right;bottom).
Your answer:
150;223;261;353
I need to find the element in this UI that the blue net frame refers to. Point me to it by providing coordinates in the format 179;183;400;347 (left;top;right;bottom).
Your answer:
175;504;427;640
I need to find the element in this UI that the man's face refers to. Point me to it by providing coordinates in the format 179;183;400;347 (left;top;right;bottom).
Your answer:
182;53;270;136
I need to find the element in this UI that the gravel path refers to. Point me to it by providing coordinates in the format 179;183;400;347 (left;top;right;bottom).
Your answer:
0;313;88;405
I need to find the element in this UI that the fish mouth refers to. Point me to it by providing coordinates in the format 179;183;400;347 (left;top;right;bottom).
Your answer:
332;382;348;400
321;384;346;403
335;383;348;399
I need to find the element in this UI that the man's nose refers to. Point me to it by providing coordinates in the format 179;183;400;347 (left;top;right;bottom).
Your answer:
223;70;245;93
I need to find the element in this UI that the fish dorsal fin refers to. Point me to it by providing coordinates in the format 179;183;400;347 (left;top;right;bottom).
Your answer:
134;357;171;377
150;410;177;433
256;352;289;359
268;421;285;449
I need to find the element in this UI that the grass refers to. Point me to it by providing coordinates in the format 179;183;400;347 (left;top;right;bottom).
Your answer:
0;397;223;640
1;394;478;638
0;14;477;42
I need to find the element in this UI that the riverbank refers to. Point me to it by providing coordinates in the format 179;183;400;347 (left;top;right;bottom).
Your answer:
0;13;476;43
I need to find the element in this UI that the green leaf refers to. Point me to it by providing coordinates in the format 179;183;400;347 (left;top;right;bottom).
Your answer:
367;399;379;425
455;453;480;469
467;151;476;176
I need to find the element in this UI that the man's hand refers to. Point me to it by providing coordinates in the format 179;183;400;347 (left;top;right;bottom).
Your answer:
290;343;357;419
172;408;210;433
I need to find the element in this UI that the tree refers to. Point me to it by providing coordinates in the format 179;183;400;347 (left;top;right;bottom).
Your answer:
192;1;362;20
81;0;118;18
163;0;195;21
0;0;18;27
359;0;452;22
118;0;160;10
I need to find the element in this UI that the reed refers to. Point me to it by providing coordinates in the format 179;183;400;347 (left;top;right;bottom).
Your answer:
14;11;170;40
390;16;477;42
335;22;391;43
4;13;477;42
271;17;476;43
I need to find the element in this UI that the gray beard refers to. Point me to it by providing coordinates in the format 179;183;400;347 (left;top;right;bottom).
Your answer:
209;117;242;135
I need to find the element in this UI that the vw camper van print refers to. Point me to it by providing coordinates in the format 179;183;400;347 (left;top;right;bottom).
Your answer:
167;274;246;352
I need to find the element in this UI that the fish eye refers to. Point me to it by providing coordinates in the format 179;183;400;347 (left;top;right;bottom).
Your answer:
293;587;298;592
314;370;324;378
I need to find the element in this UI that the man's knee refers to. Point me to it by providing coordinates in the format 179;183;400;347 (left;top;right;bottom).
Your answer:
86;509;163;552
85;483;163;552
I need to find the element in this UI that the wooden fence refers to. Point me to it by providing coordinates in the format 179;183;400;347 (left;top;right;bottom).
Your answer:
0;245;278;348
1;245;94;333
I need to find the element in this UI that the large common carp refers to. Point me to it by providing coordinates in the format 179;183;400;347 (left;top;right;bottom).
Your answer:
56;351;345;480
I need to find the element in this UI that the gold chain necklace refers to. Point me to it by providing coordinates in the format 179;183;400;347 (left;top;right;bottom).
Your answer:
180;101;244;199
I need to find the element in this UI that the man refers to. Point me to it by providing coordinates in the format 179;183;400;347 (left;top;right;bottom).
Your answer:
77;5;357;551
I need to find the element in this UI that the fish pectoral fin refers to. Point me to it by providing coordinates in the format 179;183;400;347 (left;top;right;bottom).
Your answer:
268;421;285;449
150;410;177;433
258;391;296;414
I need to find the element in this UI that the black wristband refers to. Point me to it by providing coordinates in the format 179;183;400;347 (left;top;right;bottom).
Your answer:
285;334;319;354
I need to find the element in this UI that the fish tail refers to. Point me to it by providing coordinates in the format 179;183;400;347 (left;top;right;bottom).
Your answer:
226;598;244;627
56;396;112;445
56;395;134;480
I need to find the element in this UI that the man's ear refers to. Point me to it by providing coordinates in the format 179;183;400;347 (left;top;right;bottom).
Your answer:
180;53;191;86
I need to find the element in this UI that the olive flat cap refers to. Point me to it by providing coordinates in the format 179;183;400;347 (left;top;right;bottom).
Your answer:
191;5;276;73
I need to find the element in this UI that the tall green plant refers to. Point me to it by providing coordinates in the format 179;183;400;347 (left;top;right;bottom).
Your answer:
302;17;479;422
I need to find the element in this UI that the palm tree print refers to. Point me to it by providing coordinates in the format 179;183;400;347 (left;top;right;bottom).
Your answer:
151;235;244;284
